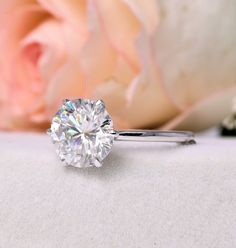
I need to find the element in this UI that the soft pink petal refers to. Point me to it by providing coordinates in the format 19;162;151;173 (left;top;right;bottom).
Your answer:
45;59;85;117
161;86;236;131
22;19;67;83
94;66;179;128
38;0;88;35
79;1;117;91
93;0;141;71
0;3;49;58
122;0;159;34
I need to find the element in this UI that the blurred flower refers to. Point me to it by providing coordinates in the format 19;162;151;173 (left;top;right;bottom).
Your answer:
0;0;236;131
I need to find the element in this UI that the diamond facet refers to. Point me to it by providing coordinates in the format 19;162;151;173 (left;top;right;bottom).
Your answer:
48;99;114;168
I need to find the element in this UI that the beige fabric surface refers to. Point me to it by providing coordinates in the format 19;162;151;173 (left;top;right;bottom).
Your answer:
0;132;236;248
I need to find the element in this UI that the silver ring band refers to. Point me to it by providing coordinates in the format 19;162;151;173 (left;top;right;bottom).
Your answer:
114;130;196;144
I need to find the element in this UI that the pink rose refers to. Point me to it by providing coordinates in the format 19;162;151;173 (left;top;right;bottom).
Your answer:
0;0;236;131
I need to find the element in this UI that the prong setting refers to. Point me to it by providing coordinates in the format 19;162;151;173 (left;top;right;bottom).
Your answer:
94;159;103;168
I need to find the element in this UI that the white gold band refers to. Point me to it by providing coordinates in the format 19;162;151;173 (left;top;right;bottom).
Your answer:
114;130;196;144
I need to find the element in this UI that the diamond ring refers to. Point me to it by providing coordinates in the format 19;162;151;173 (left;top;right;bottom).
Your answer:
47;99;196;168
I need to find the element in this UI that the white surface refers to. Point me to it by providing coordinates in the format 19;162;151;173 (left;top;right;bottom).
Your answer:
0;132;236;248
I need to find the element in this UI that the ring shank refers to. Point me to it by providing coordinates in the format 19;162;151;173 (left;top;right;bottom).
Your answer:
114;130;196;144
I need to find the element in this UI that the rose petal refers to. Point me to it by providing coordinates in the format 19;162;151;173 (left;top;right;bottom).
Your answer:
45;57;85;117
22;19;67;83
161;86;236;131
79;2;117;90
122;0;159;34
93;0;141;71
95;65;179;128
155;0;236;110
38;0;88;35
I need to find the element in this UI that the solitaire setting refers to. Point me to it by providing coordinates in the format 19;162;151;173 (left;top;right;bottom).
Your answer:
48;98;196;168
